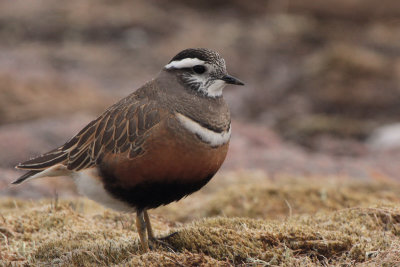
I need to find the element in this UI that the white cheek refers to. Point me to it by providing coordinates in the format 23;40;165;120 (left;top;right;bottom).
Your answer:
206;80;226;97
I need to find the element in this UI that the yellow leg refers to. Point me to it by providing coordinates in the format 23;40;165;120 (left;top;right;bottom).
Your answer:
144;210;155;240
136;211;149;253
144;209;177;251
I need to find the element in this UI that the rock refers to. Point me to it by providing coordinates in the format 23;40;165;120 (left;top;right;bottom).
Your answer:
367;123;400;150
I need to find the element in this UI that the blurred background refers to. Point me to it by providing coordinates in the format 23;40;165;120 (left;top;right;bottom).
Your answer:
1;0;400;198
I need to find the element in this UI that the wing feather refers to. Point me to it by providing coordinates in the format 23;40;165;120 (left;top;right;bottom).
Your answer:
16;93;164;173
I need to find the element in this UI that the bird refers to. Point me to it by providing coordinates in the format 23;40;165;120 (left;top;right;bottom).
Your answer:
12;48;244;252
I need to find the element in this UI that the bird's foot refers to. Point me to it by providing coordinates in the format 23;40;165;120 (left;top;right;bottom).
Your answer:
148;232;178;252
158;231;178;240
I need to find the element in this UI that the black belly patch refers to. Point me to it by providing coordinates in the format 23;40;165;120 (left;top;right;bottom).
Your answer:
98;168;215;211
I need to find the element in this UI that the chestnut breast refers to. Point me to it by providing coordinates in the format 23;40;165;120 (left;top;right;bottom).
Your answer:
99;116;229;187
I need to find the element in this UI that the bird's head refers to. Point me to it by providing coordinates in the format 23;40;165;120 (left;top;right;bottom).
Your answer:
164;48;244;98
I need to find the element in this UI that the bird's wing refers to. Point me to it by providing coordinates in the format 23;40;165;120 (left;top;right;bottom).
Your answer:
16;93;163;174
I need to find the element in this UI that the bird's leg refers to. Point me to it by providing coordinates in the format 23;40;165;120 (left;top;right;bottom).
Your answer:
144;210;177;251
144;209;156;240
136;210;149;253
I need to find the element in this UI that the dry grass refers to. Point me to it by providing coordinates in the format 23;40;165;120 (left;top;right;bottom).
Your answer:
1;178;400;266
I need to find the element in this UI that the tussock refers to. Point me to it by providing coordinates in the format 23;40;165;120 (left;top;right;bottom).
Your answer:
1;179;400;266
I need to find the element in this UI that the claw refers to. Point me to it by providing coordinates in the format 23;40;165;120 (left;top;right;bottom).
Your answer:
158;231;178;240
138;210;178;252
149;235;177;252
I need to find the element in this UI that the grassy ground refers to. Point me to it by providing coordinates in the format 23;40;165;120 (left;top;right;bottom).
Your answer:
1;177;400;266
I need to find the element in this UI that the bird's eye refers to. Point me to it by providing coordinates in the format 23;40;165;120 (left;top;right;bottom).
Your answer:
192;65;206;74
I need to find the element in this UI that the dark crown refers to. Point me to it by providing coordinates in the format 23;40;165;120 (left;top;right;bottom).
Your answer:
169;48;222;64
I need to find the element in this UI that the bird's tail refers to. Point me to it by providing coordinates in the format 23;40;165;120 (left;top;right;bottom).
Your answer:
12;170;42;184
13;149;69;185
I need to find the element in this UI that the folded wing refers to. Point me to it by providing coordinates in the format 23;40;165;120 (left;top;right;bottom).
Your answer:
13;94;162;184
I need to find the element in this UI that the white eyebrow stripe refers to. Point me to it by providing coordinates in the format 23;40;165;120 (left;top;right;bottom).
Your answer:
165;58;205;69
176;113;231;147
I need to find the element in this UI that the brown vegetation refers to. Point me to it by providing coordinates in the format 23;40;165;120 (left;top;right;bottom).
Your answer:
1;179;400;266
